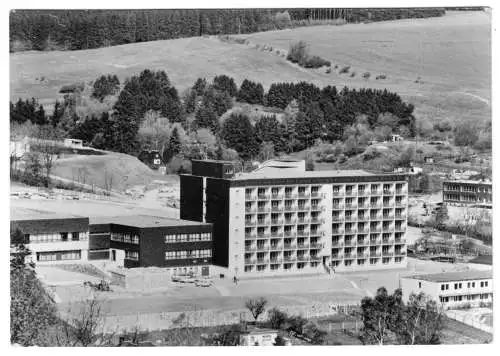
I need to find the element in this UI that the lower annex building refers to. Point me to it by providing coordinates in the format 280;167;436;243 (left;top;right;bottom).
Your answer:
180;159;409;278
11;209;213;276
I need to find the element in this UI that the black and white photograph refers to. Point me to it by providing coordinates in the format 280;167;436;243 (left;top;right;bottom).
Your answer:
7;1;494;348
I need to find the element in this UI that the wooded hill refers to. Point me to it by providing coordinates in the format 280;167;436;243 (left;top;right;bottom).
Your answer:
10;8;445;52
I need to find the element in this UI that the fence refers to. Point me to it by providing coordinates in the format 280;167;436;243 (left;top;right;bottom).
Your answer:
98;301;362;333
446;309;493;334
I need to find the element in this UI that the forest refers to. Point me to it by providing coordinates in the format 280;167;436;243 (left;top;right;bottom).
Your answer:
10;8;445;52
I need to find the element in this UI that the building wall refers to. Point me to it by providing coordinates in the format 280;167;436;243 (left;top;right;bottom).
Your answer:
401;277;493;309
240;332;278;346
228;186;246;277
206;178;231;268
180;175;204;222
443;181;492;205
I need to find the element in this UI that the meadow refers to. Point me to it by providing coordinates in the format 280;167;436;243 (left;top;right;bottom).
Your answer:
10;11;491;126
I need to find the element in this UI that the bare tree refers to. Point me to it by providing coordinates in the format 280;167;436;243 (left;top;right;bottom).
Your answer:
245;297;268;322
103;169;114;196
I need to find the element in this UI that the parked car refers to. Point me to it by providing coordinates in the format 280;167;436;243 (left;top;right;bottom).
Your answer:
195;279;212;287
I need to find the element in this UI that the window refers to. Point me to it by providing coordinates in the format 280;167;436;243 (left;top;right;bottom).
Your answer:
61;232;68;241
125;251;139;261
485;281;489;287
441;284;446;291
71;232;80;241
36;250;81;262
480;281;484;288
472;282;475;288
419;282;422;288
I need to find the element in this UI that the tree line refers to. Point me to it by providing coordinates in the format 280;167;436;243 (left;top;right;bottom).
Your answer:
10;70;416;168
10;8;445;52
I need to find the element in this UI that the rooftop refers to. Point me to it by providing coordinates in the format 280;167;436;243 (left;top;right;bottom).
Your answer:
11;207;84;221
232;166;377;180
89;214;210;228
402;269;492;283
444;179;492;185
241;327;278;335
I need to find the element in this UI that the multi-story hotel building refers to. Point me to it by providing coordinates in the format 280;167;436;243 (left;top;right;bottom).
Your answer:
400;270;493;309
180;159;409;278
442;180;492;207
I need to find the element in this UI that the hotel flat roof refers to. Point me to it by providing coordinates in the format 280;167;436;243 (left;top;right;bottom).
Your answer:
89;215;210;228
232;167;378;180
402;270;492;283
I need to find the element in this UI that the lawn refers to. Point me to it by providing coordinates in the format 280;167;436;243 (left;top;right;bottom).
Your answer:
10;11;490;126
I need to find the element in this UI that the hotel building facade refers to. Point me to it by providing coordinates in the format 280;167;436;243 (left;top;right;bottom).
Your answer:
180;160;409;278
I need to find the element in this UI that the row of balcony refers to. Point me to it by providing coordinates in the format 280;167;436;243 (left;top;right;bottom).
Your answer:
331;238;406;247
332;226;406;234
246;193;326;200
245;243;324;252
331;251;406;259
332;214;406;221
332;202;406;209
332;189;407;197
245;255;322;264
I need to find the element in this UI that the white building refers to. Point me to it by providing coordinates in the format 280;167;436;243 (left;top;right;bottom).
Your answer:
64;138;84;148
400;270;493;309
239;328;280;346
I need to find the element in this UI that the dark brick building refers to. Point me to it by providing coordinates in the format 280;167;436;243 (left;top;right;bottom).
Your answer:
89;215;213;276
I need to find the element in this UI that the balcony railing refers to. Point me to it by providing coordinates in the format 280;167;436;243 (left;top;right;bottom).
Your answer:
369;252;381;257
270;244;283;250
271;219;284;225
357;253;369;258
311;192;325;198
271;194;284;200
331;255;344;260
331;241;344;247
284;206;297;212
382;252;394;257
298;192;310;198
257;245;269;251
382;239;394;244
283;244;297;250
332;216;344;222
395;239;407;244
395;250;407;256
357;228;370;234
383;215;394;220
395;201;406;207
395;214;406;220
382;226;393;232
245;234;257;239
257;220;271;226
284;194;297;199
370;203;382;208
257;233;269;238
310;205;322;211
345;240;357;247
245;207;256;213
245;246;256;252
245;259;256;264
297;255;309;261
270;233;284;238
310;255;321;261
283;256;295;262
395;189;407;195
270;258;283;263
370;239;381;245
344;254;357;259
257;207;271;213
297;205;310;211
297;244;310;249
256;258;269;264
246;221;257;226
345;190;356;197
357;216;370;221
358;190;369;196
297;218;310;224
258;194;270;200
345;229;357;234
310;242;324;249
332;191;344;197
332;229;344;235
284;219;296;225
370;227;382;232
345;216;357;222
383;190;395;195
246;195;257;201
309;230;323;237
382;202;393;208
357;239;369;246
371;190;382;195
284;231;296;237
395;225;406;232
310;218;324;224
332;204;345;210
297;231;310;237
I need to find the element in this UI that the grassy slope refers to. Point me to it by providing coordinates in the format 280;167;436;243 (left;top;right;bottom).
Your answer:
52;151;170;192
10;12;490;124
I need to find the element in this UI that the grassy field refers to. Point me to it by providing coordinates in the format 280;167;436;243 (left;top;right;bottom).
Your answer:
10;11;490;125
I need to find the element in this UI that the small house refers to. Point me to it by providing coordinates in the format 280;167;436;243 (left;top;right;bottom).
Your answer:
424;156;434;164
64;138;84;149
138;150;163;170
239;328;280;346
390;134;404;142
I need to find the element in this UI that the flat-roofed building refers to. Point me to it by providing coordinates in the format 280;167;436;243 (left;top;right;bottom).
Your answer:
443;180;492;207
400;270;493;309
181;160;409;278
10;209;90;264
89;215;213;276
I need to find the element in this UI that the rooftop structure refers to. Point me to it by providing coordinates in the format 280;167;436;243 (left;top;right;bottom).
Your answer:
402;270;492;283
89;214;211;228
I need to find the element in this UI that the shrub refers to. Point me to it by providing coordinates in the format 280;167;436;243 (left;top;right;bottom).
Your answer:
433;120;453;132
454;121;479;147
363;72;371;79
325;67;331;74
287;41;309;65
375;74;387;80
339;66;350;74
267;308;288;330
334;64;339;69
303;56;331;68
350;71;356;77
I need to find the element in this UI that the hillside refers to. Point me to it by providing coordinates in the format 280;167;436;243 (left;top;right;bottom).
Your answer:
10;11;491;125
52;151;173;192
